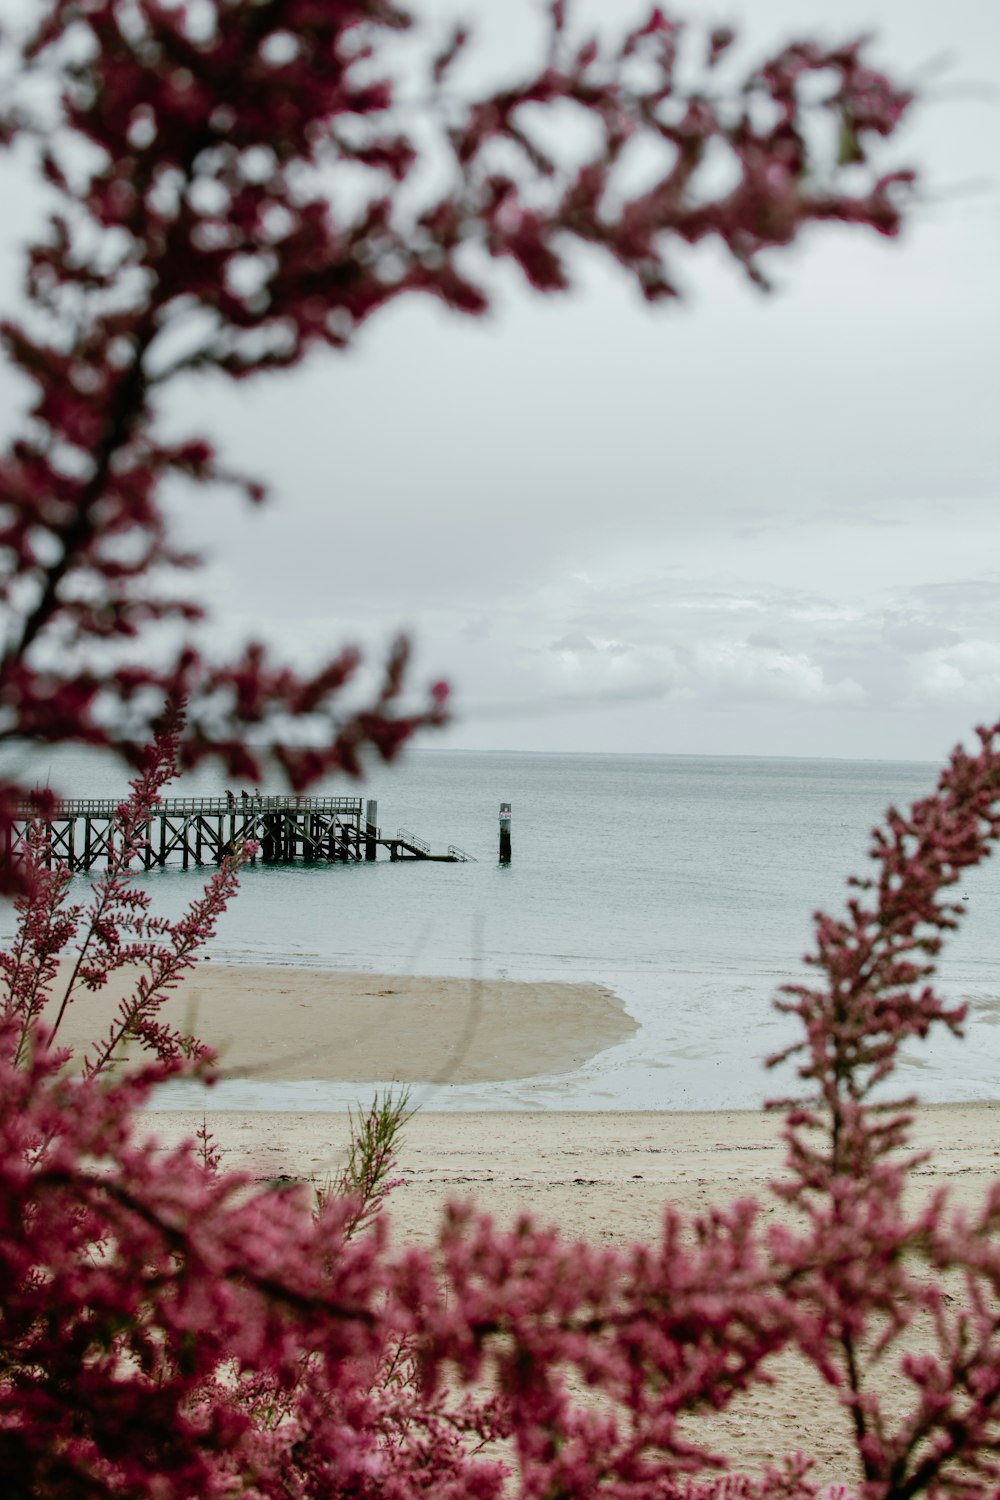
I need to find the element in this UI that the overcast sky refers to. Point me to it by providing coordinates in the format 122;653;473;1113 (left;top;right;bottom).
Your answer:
2;0;998;763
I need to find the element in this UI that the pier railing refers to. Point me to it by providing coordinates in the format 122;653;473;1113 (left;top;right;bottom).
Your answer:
396;827;430;854
15;794;365;818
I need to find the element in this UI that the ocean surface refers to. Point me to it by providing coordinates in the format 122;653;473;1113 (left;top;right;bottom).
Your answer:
3;747;999;1112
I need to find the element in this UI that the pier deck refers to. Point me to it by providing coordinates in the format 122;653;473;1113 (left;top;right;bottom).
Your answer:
8;795;474;872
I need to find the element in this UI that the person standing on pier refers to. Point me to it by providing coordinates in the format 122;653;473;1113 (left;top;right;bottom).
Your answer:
226;789;236;812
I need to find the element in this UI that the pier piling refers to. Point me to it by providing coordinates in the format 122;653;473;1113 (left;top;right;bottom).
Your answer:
499;802;511;865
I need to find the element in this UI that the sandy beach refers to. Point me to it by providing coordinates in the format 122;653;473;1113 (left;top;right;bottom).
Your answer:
138;1102;1000;1246
138;1103;1000;1487
53;961;637;1084
109;961;1000;1486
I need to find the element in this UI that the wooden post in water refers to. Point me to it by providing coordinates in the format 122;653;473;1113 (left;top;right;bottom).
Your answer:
499;802;511;865
365;800;378;862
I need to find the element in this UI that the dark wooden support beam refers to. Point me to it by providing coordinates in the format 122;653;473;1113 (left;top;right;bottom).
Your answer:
499;802;512;865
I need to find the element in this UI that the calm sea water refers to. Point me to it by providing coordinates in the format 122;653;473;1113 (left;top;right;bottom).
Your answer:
4;748;999;1111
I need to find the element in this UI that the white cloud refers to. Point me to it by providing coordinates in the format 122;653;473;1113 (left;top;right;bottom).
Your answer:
911;642;1000;705
691;642;866;705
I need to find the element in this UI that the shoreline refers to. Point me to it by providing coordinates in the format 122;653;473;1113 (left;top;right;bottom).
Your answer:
48;957;1000;1110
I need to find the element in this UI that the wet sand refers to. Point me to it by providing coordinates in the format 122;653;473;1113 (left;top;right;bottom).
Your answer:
49;962;638;1083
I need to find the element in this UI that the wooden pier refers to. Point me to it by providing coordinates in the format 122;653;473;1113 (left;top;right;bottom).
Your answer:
8;795;475;873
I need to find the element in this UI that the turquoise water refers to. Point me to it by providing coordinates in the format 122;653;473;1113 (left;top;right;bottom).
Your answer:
5;748;1000;1110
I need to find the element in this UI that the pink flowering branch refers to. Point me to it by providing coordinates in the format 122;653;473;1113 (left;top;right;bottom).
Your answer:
2;705;250;1075
383;1199;795;1498
0;1040;392;1495
0;823;81;1064
765;720;1000;1498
